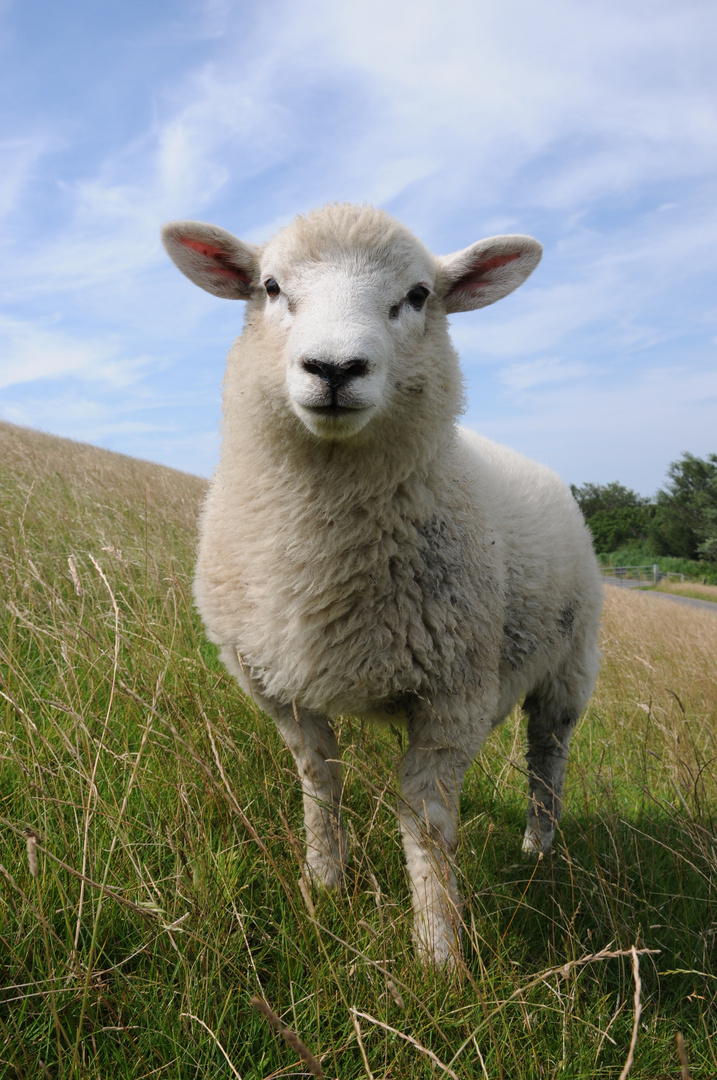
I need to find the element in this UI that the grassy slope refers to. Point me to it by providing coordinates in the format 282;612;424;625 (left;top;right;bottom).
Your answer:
1;421;716;1079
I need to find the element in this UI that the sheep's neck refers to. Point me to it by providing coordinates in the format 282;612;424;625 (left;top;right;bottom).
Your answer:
224;411;458;524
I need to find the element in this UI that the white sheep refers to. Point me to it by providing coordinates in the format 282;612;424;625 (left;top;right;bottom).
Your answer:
162;203;602;965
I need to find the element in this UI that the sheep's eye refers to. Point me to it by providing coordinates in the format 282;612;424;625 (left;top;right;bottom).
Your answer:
407;284;430;311
265;278;281;299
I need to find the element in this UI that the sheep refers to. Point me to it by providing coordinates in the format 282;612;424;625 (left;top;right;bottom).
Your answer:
162;203;603;965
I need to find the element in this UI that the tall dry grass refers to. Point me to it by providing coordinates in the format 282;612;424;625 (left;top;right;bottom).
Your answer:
1;421;716;1079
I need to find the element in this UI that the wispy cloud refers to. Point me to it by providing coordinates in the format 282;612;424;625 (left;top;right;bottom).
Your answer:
0;134;58;218
499;357;594;392
0;317;152;391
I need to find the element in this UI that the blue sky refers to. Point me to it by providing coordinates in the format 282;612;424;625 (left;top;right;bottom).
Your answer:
1;0;715;495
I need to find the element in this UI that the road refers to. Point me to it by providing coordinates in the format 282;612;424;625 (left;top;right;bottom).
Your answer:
603;579;717;614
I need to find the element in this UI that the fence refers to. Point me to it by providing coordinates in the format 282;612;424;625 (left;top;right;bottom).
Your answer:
600;564;685;586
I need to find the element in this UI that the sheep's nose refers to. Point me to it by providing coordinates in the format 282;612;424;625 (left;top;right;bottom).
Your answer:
301;357;368;390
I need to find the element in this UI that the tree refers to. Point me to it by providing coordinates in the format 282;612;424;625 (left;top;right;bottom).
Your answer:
587;506;653;553
649;452;717;562
570;482;653;553
570;481;650;519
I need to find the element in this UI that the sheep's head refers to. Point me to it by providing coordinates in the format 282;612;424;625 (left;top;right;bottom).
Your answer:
162;205;541;441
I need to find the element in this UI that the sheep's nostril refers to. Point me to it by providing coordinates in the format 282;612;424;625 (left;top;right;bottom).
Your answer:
344;359;368;378
302;359;326;378
301;358;369;390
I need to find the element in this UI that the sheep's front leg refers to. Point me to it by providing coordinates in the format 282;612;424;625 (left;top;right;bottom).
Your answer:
270;702;346;888
399;741;471;966
224;652;346;888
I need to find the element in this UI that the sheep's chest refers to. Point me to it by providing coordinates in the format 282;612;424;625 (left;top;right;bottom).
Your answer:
197;491;500;716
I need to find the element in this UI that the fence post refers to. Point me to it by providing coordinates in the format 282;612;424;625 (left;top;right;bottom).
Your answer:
653;564;659;584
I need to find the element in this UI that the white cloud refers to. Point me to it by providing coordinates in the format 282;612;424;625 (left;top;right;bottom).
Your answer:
299;0;717;215
500;356;593;392
0;317;150;390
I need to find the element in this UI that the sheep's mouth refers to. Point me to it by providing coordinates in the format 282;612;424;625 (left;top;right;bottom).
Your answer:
305;404;365;418
293;399;375;439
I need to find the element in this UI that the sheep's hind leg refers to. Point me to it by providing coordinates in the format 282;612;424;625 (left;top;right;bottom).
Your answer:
521;679;582;856
399;739;472;966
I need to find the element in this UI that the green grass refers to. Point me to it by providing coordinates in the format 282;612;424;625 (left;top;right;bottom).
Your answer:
1;420;716;1078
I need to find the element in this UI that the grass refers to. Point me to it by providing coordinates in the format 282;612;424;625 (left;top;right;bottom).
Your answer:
1;419;716;1079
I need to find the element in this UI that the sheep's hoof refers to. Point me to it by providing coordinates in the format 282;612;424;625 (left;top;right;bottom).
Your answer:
413;919;462;969
303;852;345;891
521;827;551;858
298;859;344;916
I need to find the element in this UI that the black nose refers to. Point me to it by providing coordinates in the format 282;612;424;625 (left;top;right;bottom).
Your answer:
301;357;368;390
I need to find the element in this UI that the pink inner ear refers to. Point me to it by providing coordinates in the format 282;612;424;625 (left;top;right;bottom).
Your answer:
464;251;521;290
179;236;250;283
180;237;226;259
476;252;521;274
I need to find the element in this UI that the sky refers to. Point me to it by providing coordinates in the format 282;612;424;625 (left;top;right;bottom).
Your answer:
1;0;715;495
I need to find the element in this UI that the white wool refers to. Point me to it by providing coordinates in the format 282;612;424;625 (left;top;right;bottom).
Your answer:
162;203;602;965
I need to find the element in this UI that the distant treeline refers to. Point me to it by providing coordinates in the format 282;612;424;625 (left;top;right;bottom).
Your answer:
571;452;717;581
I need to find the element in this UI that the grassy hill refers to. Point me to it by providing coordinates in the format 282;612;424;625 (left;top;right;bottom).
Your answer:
1;422;716;1079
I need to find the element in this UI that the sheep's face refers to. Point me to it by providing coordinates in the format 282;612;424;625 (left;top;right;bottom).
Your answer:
162;206;542;441
258;246;436;439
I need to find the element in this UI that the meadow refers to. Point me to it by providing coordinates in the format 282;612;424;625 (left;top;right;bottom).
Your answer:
1;419;716;1079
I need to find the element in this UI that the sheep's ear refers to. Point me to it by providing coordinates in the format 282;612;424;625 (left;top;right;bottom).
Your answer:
161;221;260;300
437;235;542;313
